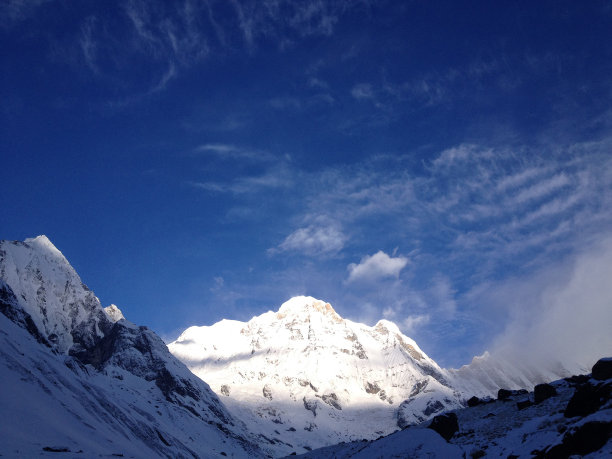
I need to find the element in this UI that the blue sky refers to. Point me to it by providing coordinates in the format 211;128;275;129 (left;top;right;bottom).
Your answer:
2;0;612;368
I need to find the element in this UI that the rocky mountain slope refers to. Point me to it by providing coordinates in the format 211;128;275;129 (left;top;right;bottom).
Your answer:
0;236;262;458
299;358;612;458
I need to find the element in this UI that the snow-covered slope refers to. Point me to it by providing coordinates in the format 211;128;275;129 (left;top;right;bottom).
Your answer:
169;296;465;456
300;359;612;458
0;236;262;458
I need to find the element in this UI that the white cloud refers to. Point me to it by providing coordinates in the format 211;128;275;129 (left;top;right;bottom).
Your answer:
483;235;612;375
430;144;495;170
403;314;430;335
351;83;374;100
347;251;408;284
429;275;457;317
496;165;552;192
273;223;346;257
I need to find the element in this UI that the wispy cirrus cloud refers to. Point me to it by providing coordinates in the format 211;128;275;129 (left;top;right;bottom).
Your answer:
1;0;49;28
32;0;371;105
123;0;210;66
351;83;375;101
191;163;293;194
402;314;430;335
271;220;346;257
193;143;275;162
250;137;612;361
229;0;349;49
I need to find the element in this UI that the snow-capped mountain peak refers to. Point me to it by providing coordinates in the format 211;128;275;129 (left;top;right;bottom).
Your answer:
0;235;106;354
169;296;463;455
24;234;61;253
0;236;263;457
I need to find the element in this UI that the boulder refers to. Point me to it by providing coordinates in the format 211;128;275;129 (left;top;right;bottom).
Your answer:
564;374;590;386
497;388;528;401
467;396;482;407
545;421;612;457
592;357;612;381
428;412;459;441
534;383;557;404
564;382;611;418
516;399;533;410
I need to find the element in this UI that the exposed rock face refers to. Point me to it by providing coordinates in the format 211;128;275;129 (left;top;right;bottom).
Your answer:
318;393;341;410
365;381;381;394
303;397;318;417
428;412;459;441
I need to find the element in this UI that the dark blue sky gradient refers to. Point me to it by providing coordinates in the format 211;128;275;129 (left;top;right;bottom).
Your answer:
2;0;612;367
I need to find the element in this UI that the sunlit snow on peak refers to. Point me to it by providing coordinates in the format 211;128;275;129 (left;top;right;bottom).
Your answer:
277;296;341;322
24;235;66;262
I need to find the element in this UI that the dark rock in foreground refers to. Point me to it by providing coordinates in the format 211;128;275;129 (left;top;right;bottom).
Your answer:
564;382;611;418
516;399;533;410
592;357;612;381
534;383;557;404
545;421;612;457
497;388;528;401
428;412;458;441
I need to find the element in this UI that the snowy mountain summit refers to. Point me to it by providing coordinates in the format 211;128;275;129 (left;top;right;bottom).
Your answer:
169;296;465;455
0;236;262;457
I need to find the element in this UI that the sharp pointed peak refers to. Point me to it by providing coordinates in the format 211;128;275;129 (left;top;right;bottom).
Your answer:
24;235;65;259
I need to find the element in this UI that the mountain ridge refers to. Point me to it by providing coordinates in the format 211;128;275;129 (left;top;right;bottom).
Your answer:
0;236;263;457
169;295;583;455
0;235;595;457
